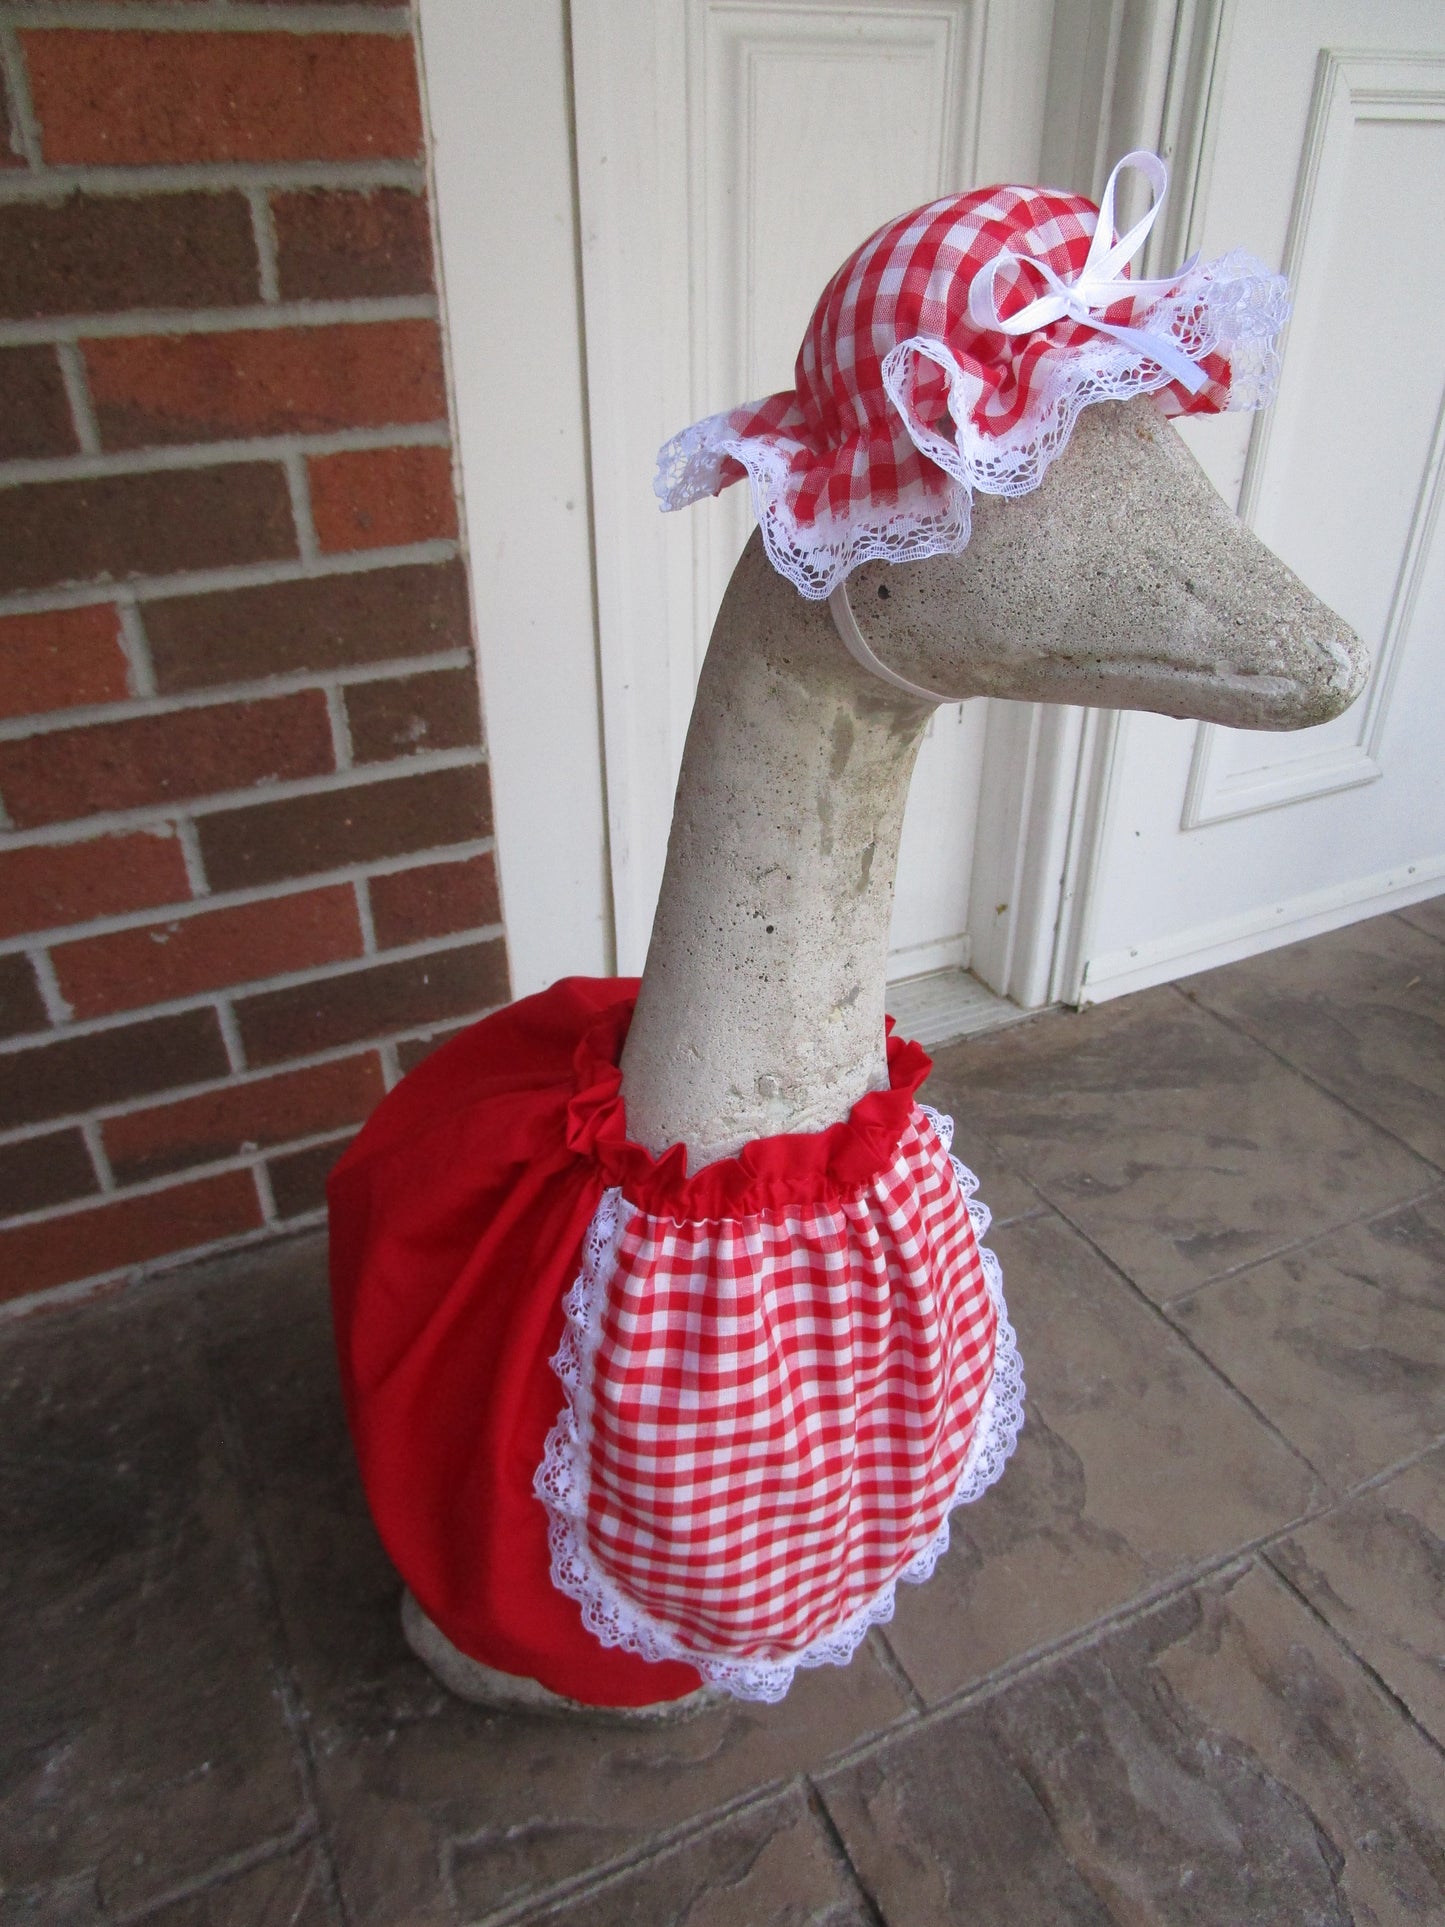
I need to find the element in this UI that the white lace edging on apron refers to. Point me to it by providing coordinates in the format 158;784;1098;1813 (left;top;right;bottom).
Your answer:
533;1104;1025;1704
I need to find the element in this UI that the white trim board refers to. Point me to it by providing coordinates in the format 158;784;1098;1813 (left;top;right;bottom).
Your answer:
415;0;613;996
1080;852;1445;1003
884;967;1036;1050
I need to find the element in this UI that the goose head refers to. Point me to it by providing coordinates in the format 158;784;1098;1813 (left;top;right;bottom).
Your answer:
841;398;1367;729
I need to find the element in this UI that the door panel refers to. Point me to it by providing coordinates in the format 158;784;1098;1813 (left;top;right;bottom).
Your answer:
1080;0;1445;998
573;0;1050;974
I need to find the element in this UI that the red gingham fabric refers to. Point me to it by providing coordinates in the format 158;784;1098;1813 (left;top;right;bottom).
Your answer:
331;978;1021;1709
539;1105;1005;1694
655;170;1287;598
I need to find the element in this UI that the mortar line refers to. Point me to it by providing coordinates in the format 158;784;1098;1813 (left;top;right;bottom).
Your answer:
0;1216;319;1322
198;1345;355;1927
823;1430;1445;1782
251;1157;278;1225
283;448;320;563
1259;1554;1445;1765
53;339;102;453
0;159;426;201
76;1117;113;1187
0;23;42;166
78;1115;115;1192
0;920;502;1057
0;742;484;847
459;1782;801;1927
100;1819;324;1927
1394;902;1445;948
0;425;451;491
216;996;246;1072
864;1624;926;1714
113;594;158;699
805;1780;889;1927
0;1;411;33
0;833;494;949
245;184;281;304
0;535;459;615
377;1037;401;1090
1170;982;1444;1179
1;1122;373;1227
0;291;436;347
1161;1177;1445;1311
28;943;70;1022
175;818;210;896
1015;1194;1335;1491
352;874;376;954
817;1553;1263;1784
324;685;354;771
0;647;473;742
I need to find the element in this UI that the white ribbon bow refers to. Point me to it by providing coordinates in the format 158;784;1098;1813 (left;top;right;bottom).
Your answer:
966;150;1208;395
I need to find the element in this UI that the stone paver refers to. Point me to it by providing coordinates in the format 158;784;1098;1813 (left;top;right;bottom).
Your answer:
505;1786;873;1927
1270;1446;1445;1750
822;1564;1445;1925
882;1209;1320;1706
3;902;1443;1925
1183;910;1445;1169
0;1282;307;1923
926;982;1433;1304
1173;1190;1445;1490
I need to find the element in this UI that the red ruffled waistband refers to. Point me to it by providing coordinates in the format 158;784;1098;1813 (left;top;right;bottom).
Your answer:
565;994;933;1221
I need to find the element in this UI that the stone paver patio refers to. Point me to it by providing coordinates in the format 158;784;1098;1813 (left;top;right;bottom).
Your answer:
4;903;1443;1924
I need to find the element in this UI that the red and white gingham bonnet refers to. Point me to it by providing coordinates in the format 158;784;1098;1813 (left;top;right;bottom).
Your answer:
655;152;1288;600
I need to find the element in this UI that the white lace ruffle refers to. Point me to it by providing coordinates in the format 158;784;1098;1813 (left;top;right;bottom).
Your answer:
533;1107;1025;1703
656;250;1287;600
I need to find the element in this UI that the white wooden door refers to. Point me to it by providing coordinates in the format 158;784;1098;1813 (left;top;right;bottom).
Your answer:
571;0;1053;976
1076;0;1445;998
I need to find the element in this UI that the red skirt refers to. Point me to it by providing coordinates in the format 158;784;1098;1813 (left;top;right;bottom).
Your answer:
328;977;1021;1706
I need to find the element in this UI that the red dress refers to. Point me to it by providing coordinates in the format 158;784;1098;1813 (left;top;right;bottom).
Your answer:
328;977;1021;1706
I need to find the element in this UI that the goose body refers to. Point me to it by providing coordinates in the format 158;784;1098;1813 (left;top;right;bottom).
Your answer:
329;399;1364;1714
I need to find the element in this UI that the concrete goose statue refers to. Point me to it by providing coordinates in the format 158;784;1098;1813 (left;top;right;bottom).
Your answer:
328;155;1366;1719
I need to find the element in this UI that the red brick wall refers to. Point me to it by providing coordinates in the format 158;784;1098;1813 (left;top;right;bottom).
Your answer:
0;3;509;1310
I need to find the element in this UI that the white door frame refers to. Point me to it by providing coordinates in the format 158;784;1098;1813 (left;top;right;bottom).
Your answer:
416;0;613;997
418;0;1226;1006
969;0;1236;1008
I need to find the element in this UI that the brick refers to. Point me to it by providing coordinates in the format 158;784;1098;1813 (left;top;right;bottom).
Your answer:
0;691;334;830
198;764;490;892
85;321;445;450
345;666;481;764
0;345;78;460
369;852;500;949
0;464;295;597
308;444;457;554
0;1007;229;1131
0;1128;98;1219
105;1051;383;1183
53;883;362;1019
144;559;470;692
274;187;432;301
236;937;507;1064
0;604;130;721
0;192;257;321
0;952;49;1039
395;1023;467;1075
0;1169;261;1303
22;31;422;166
267;1132;352;1219
0;829;189;942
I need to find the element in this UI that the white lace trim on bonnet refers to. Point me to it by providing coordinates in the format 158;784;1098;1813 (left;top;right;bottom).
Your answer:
655;152;1289;601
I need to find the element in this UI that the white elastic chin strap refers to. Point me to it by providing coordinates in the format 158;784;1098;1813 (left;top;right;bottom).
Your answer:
828;581;949;705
